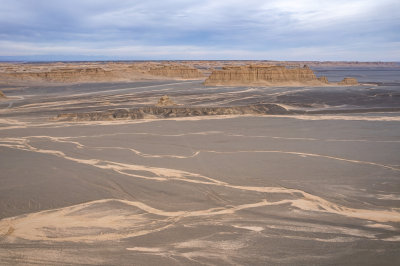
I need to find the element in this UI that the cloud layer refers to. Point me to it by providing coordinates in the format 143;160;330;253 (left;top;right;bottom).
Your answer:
0;0;399;60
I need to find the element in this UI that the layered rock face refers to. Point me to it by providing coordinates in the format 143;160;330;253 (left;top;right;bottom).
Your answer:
0;62;365;85
2;67;114;83
149;65;204;79
55;104;290;121
0;62;203;84
339;77;359;85
204;65;323;86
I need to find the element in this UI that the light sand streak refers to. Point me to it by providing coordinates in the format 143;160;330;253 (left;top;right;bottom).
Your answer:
1;137;399;225
2;136;398;170
1;196;399;243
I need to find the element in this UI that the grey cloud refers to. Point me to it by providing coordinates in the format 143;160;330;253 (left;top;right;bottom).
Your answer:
0;0;399;60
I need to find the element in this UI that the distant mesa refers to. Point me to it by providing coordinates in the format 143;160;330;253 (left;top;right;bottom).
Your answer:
0;67;114;83
149;65;204;79
156;95;177;106
0;62;204;84
204;65;320;86
204;65;358;86
339;77;359;85
0;62;361;85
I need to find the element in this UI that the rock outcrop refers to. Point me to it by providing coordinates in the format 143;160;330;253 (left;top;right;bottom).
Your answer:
54;104;290;121
0;62;204;84
0;90;5;99
339;77;358;85
0;62;161;84
149;65;204;79
0;62;366;85
2;67;114;83
54;104;400;122
156;95;177;106
317;76;329;83
204;65;324;86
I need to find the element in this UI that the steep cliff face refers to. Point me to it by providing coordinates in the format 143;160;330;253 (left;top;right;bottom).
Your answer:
2;67;114;83
149;65;204;79
204;65;323;86
339;77;359;85
54;104;290;121
0;62;163;84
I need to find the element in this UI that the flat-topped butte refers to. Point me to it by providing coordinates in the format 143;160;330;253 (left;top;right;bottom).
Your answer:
204;65;358;86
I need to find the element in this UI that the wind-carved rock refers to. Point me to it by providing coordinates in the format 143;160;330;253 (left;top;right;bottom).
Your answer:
2;67;113;83
339;77;359;85
205;65;353;86
156;95;177;106
54;104;291;121
204;65;324;86
318;76;329;83
204;65;360;87
149;65;204;79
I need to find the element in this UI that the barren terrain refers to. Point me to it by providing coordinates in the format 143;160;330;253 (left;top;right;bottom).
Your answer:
0;61;399;265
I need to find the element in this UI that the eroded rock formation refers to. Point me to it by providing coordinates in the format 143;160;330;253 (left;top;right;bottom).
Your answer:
318;76;329;83
204;65;324;86
149;65;204;79
339;77;359;85
0;62;204;84
0;61;364;85
0;62;161;84
156;95;177;106
1;67;114;83
54;104;290;121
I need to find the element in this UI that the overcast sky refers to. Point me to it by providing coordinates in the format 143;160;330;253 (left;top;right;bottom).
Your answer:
0;0;399;61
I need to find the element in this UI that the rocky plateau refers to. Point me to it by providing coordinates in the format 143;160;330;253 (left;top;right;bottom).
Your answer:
149;65;204;79
204;65;358;86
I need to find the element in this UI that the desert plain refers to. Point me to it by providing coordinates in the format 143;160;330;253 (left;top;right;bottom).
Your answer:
0;61;399;265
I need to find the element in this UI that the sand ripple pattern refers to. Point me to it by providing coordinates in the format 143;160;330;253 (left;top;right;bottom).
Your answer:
1;130;400;243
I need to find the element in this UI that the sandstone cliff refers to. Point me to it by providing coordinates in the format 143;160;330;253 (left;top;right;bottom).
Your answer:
149;65;204;79
339;77;358;85
0;62;159;84
1;67;114;83
0;61;364;85
204;65;324;86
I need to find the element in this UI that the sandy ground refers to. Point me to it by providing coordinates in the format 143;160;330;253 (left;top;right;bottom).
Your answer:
0;66;399;265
